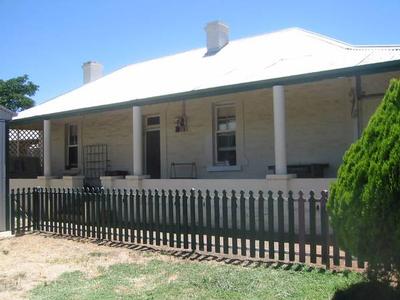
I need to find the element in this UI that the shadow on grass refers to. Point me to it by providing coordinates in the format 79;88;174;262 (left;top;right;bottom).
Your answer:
332;281;399;300
31;232;342;274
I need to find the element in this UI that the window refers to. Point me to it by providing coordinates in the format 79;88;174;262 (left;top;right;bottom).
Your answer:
214;105;236;166
146;116;160;127
66;124;78;169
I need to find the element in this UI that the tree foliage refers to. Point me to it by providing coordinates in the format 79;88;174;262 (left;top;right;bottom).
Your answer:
0;74;38;112
328;78;400;285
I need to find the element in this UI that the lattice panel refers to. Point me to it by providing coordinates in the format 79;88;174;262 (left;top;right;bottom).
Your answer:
9;129;43;164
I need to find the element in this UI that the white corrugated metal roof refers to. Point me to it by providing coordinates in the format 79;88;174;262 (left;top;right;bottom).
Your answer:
15;27;400;120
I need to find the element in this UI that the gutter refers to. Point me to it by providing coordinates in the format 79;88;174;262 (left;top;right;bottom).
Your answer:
11;59;400;125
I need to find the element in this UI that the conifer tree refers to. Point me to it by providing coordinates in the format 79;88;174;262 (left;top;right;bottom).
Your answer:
328;78;400;284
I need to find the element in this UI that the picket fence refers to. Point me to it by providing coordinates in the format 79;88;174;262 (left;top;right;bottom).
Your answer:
10;188;364;269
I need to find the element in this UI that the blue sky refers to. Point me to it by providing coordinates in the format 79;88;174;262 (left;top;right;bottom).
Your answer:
1;0;399;104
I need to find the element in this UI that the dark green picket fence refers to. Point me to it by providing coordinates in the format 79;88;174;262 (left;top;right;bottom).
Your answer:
10;188;364;269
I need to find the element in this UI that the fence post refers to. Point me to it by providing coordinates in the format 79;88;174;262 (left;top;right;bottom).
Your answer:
10;189;15;234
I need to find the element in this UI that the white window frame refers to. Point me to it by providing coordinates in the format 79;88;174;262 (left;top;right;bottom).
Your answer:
66;123;79;169
213;104;237;166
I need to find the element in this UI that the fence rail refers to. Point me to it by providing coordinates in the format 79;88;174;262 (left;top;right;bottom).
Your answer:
10;188;364;269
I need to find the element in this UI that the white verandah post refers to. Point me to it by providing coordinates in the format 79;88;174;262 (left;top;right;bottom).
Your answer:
43;119;52;177
273;85;288;175
132;106;143;176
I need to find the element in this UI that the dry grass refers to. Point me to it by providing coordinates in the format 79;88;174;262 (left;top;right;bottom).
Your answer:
0;233;176;300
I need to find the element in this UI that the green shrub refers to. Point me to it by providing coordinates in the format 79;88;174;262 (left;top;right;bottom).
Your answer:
328;78;400;285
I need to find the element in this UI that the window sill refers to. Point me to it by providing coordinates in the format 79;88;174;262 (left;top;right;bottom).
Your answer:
207;165;242;172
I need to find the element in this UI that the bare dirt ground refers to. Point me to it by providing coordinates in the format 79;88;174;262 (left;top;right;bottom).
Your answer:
0;233;177;300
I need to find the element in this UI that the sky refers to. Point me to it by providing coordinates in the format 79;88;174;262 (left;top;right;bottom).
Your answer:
1;0;399;104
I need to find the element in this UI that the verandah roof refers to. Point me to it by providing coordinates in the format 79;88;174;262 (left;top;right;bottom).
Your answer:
14;28;400;122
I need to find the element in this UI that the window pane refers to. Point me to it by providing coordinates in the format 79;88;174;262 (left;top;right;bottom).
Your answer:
147;116;160;126
217;106;235;118
217;106;236;131
69;125;78;145
217;150;236;166
217;132;236;149
68;146;78;168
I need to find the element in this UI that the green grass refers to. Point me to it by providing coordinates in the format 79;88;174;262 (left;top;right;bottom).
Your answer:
30;260;365;300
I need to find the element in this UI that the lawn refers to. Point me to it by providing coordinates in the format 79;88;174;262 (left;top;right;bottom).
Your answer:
0;234;366;300
30;258;363;300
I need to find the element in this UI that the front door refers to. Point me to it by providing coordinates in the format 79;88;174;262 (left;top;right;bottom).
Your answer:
145;116;161;179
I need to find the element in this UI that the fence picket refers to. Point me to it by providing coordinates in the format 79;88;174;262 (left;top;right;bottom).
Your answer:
168;190;174;247
77;189;82;237
288;191;295;261
197;190;204;251
161;190;167;246
16;189;21;234
136;190;142;244
309;191;317;264
148;190;154;245
40;188;45;231
214;191;221;253
27;188;32;231
123;189;129;242
205;190;212;252
320;191;329;267
105;189;111;240
258;191;265;258
67;188;72;235
130;189;135;243
278;191;285;261
175;190;181;248
155;190;161;246
117;190;123;242
101;189;106;240
182;190;189;249
142;190;148;244
111;189;116;240
231;190;238;255
345;250;352;267
21;188;26;232
298;191;306;263
222;190;229;254
190;189;196;251
49;189;54;233
240;191;246;256
268;191;274;260
96;189;101;240
249;191;256;258
91;189;96;239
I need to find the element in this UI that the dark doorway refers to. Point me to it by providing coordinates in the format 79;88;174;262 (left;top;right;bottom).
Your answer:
145;130;161;179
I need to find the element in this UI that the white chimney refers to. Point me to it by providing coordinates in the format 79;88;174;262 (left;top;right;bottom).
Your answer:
205;21;229;54
82;61;103;84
